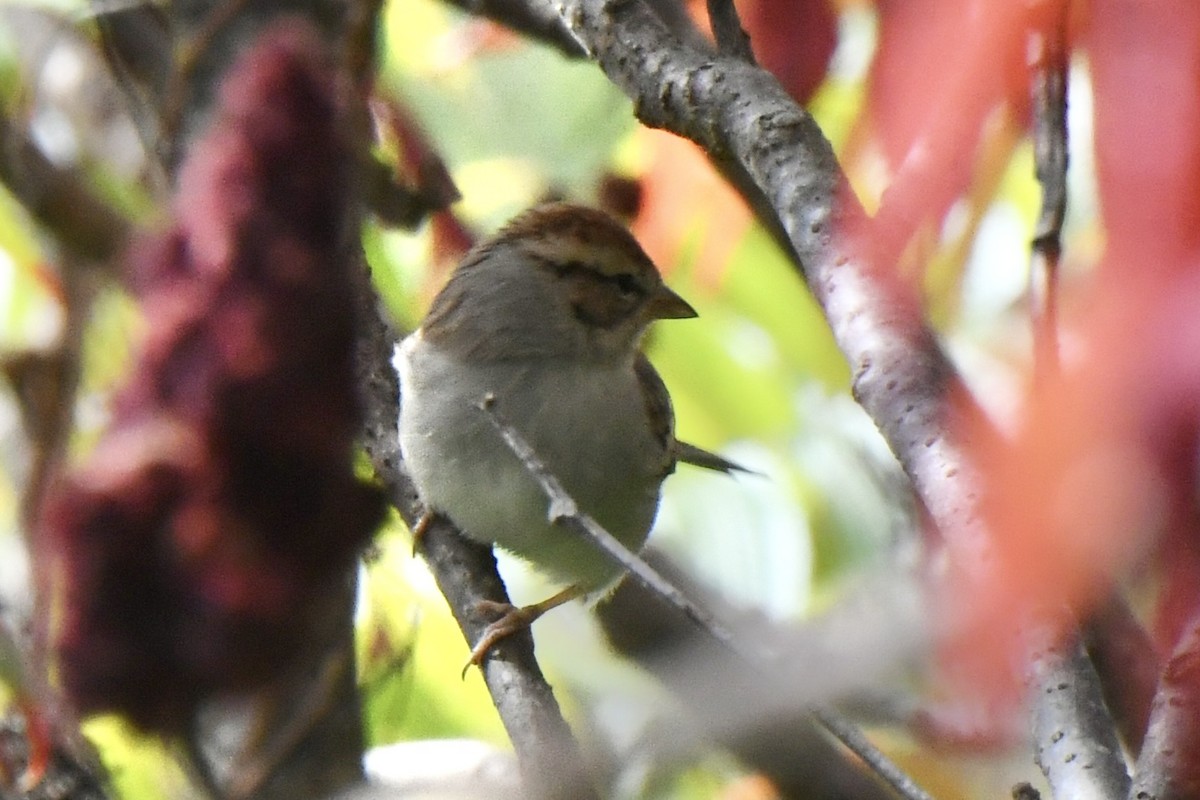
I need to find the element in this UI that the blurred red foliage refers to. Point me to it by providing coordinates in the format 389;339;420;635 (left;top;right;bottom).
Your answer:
931;0;1200;735
637;0;836;285
1088;0;1200;283
36;20;384;733
741;0;838;105
685;0;836;106
632;129;749;287
864;0;1035;276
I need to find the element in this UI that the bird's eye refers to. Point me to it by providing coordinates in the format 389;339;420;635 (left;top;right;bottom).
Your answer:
614;273;640;295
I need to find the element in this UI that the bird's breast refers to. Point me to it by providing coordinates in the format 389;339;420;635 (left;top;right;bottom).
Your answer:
396;336;665;589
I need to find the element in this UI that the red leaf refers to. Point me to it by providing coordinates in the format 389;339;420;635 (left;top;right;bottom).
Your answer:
1087;0;1200;278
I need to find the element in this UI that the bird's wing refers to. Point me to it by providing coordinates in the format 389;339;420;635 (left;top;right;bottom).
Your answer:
633;353;756;476
633;353;676;478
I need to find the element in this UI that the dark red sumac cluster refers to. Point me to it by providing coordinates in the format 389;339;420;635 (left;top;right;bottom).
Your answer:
36;20;385;733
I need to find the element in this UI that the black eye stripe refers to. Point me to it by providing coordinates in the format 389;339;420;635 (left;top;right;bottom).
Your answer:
539;258;645;296
548;260;590;277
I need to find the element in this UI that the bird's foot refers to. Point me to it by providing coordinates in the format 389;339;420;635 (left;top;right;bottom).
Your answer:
461;585;583;677
410;509;438;555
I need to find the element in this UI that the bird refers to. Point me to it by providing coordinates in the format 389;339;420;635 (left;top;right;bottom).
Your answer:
394;202;740;667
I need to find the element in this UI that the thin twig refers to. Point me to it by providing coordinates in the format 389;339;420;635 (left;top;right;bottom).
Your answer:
1024;17;1133;799
478;391;939;800
1028;3;1069;380
477;393;739;650
813;709;936;800
90;0;173;174
437;0;586;56
1083;597;1158;756
705;0;754;62
597;555;910;800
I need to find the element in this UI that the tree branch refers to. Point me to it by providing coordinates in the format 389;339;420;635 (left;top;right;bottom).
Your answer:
0;108;131;266
597;556;912;800
1129;606;1200;800
554;0;991;603
1021;15;1133;796
1028;0;1068;380
1027;625;1130;800
811;709;934;800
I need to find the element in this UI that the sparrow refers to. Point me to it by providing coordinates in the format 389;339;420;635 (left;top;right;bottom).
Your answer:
395;202;738;666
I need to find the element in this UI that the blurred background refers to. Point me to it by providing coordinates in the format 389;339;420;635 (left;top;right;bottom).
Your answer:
0;0;1111;797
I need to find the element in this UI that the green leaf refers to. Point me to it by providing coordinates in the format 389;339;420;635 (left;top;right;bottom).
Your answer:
83;716;193;800
0;189;61;353
380;0;633;214
359;529;508;746
718;225;850;391
363;220;427;334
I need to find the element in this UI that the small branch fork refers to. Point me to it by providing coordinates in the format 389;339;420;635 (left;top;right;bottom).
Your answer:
1130;607;1200;799
705;0;754;63
478;392;938;800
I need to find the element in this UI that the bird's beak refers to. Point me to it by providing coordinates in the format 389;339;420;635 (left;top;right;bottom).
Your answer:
646;285;698;320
